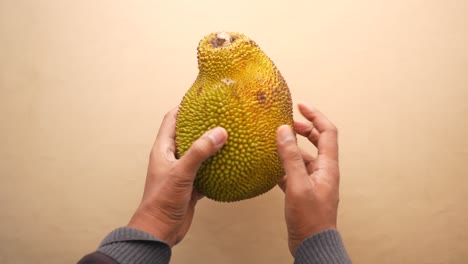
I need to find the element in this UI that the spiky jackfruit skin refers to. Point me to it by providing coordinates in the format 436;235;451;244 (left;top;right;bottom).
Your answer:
176;32;294;202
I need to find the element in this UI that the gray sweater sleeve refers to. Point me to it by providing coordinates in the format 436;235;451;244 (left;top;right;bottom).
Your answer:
294;229;352;264
84;227;350;264
96;227;171;264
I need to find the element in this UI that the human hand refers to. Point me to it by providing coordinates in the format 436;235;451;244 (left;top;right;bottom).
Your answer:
127;107;228;247
276;103;340;256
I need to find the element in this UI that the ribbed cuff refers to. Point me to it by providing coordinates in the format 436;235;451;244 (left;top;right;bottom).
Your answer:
294;229;352;264
97;227;171;264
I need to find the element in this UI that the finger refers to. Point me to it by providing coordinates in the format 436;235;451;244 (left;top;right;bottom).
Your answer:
177;127;228;181
153;107;179;160
298;103;339;161
294;120;320;147
297;103;336;133
278;149;313;192
276;125;309;186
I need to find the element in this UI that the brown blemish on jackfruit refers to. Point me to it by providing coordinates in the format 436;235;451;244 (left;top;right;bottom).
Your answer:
197;85;203;96
256;90;267;105
211;32;238;48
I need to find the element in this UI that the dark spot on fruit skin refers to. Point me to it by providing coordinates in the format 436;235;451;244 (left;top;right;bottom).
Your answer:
256;91;267;104
197;86;203;95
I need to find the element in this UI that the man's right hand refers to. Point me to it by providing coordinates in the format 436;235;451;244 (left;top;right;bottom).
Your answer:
276;103;340;256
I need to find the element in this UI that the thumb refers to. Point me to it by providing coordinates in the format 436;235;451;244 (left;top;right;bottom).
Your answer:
178;127;228;179
276;125;308;185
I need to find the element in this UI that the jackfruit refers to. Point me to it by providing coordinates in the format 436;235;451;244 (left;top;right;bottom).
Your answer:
175;32;294;202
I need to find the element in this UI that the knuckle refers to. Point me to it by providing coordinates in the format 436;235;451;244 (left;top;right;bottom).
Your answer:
170;173;193;190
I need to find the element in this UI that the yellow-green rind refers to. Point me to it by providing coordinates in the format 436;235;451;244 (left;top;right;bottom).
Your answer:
176;32;294;202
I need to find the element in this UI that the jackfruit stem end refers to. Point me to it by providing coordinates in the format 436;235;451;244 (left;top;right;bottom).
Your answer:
212;32;232;48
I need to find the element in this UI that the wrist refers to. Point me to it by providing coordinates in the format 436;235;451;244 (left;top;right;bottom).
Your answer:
127;208;177;247
288;224;337;255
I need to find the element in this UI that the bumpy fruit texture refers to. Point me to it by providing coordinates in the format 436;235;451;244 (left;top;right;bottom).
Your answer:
176;32;294;202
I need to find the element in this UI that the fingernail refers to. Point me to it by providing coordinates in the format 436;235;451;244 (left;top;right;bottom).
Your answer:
206;127;226;146
278;125;295;144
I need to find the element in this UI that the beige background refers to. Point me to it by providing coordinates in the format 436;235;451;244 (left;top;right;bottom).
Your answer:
1;0;467;263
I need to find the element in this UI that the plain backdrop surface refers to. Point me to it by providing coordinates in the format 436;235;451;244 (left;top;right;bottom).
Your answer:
1;0;467;263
